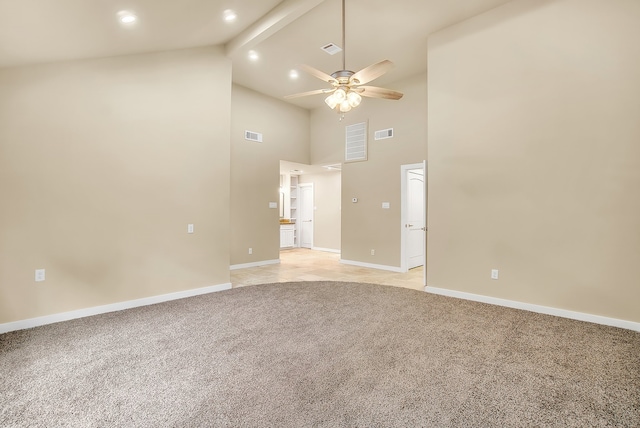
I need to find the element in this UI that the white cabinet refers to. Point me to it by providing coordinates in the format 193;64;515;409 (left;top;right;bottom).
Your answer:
290;175;298;247
280;224;295;248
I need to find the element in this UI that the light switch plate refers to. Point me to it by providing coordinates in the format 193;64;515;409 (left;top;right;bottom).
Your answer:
382;202;390;209
269;202;277;209
35;269;45;282
187;224;194;234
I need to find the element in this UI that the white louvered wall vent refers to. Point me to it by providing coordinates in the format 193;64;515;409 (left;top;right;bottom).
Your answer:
245;130;263;142
345;122;368;162
374;128;394;140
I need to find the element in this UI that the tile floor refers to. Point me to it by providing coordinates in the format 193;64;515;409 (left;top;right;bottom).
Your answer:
231;248;425;291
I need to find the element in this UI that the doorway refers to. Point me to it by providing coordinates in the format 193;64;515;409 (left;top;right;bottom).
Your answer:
279;160;341;256
401;162;426;278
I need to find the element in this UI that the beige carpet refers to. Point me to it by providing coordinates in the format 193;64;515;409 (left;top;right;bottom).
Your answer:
1;281;639;427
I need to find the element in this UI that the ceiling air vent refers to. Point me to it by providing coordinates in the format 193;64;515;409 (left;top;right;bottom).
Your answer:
321;43;342;55
245;130;262;142
345;122;367;162
374;128;394;140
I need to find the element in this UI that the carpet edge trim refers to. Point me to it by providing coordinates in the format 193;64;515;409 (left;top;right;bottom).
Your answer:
425;286;640;332
0;282;232;334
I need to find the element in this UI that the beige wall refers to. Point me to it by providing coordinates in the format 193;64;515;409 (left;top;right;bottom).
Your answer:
310;73;428;267
0;47;232;324
230;85;310;265
427;0;640;322
299;171;341;252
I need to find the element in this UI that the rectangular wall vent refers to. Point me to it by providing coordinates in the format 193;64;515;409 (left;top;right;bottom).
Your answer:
374;128;394;140
321;43;343;55
345;122;367;162
245;130;263;142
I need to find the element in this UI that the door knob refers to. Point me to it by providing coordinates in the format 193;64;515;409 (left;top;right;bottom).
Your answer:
405;224;414;228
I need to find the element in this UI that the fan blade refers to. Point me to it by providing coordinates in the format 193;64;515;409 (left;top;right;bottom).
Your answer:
356;86;404;100
284;88;335;99
350;60;394;85
299;64;337;84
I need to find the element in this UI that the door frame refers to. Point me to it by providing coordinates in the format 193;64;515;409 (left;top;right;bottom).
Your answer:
298;182;314;248
400;162;427;277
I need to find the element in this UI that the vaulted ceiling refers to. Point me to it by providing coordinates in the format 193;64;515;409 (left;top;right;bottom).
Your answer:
0;0;513;109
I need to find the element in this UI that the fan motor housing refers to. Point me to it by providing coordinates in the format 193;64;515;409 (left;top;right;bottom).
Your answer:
331;70;357;84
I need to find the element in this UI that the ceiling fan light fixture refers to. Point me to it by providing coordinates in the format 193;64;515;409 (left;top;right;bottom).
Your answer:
325;94;339;109
339;100;352;112
284;0;402;114
347;91;362;107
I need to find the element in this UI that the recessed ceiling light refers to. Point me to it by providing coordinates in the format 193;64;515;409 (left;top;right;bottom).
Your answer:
289;70;299;79
117;10;137;24
248;50;259;61
223;9;237;22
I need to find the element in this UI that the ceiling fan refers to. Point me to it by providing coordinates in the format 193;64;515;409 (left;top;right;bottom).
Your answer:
284;0;403;113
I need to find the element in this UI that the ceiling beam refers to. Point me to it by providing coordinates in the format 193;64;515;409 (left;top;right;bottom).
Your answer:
225;0;326;57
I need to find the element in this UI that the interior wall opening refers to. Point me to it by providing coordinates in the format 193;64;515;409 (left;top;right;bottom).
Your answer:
279;160;342;258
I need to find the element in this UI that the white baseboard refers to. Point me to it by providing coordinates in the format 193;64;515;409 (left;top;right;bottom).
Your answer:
312;247;341;254
0;282;232;334
340;259;403;273
229;259;280;270
425;286;640;332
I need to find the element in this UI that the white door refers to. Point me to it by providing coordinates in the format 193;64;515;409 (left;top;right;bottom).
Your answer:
406;169;425;269
299;183;314;248
401;163;426;272
423;160;427;286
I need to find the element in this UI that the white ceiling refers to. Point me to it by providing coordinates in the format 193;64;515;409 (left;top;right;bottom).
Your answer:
0;0;513;109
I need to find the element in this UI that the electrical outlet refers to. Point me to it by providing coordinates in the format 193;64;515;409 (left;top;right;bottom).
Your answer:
491;269;499;280
187;224;194;234
371;249;375;256
248;248;253;255
35;269;45;282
